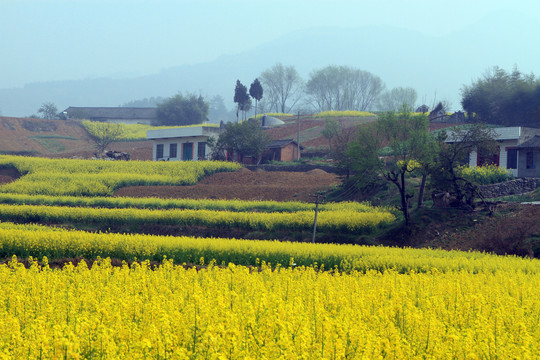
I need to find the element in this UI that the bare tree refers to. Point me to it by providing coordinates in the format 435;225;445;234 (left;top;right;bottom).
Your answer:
377;87;418;111
87;122;124;154
260;63;303;113
305;65;385;112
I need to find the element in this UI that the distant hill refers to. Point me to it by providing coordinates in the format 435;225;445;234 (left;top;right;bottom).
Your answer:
1;11;539;118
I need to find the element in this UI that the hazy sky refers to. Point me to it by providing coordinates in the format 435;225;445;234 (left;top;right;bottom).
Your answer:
2;0;540;89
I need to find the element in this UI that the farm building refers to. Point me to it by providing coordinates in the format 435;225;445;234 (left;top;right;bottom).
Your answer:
446;126;540;177
62;107;157;125
146;125;221;161
146;123;303;163
261;139;303;163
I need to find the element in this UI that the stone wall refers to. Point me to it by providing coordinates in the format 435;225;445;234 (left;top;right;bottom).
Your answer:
479;178;540;198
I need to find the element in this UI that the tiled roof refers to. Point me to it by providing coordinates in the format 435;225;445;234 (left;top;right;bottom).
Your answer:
64;107;157;120
517;135;540;148
266;139;304;149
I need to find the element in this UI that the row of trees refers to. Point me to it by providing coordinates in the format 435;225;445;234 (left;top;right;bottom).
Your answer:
257;63;421;114
233;79;263;121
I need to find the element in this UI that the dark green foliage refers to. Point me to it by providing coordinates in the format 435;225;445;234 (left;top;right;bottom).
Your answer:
249;78;263;119
249;78;263;102
155;93;209;126
37;102;59;120
344;108;434;226
234;80;251;121
212;120;271;162
461;66;540;127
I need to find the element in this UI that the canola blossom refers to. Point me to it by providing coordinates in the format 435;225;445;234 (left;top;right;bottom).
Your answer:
0;203;395;234
0;193;391;214
0;155;242;196
0;257;539;359
1;222;539;274
459;164;514;185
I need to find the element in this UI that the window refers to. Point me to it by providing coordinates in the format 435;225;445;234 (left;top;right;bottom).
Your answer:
526;151;536;169
156;144;164;159
198;142;206;160
506;149;517;169
169;143;177;158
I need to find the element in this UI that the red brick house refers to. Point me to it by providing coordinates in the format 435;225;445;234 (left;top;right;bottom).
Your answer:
261;139;303;163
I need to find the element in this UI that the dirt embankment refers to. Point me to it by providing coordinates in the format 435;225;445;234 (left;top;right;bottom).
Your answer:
114;168;340;202
0;166;21;185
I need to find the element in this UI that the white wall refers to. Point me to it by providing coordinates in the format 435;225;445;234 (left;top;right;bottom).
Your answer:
469;140;519;176
152;136;216;161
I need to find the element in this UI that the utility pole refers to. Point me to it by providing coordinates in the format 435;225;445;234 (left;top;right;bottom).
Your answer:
296;111;300;161
310;193;323;243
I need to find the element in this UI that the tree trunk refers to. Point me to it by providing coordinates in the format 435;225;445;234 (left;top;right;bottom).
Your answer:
417;172;427;208
389;172;410;227
400;172;410;227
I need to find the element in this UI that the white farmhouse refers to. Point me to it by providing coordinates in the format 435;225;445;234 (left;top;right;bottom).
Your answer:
146;125;221;161
446;126;540;177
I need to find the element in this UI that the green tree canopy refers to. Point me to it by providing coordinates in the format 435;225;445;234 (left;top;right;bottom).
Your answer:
345;108;433;226
234;80;250;122
37;102;59;120
249;78;263;119
212;120;271;163
155;93;209;126
461;66;540;127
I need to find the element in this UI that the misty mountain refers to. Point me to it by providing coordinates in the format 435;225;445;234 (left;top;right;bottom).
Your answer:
1;11;538;117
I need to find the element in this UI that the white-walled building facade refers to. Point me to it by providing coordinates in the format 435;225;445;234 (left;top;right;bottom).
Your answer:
447;126;540;177
146;125;221;161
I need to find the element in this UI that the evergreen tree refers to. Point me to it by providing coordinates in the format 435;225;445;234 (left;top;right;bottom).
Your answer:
249;78;263;119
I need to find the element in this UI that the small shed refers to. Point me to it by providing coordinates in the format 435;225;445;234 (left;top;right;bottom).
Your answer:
261;139;303;162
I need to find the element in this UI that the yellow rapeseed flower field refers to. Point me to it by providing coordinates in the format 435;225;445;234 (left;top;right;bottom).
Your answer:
0;202;395;235
0;155;241;196
0;257;539;359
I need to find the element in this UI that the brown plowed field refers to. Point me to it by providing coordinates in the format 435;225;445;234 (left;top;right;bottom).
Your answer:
114;168;340;202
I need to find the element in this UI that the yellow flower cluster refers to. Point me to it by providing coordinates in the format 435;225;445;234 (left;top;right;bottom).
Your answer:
396;159;422;172
0;155;241;196
314;110;376;117
1;221;538;274
0;257;539;359
0;202;395;234
459;164;513;185
0;192;389;214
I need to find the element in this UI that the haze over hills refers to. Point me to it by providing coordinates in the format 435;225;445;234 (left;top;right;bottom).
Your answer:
1;11;538;118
